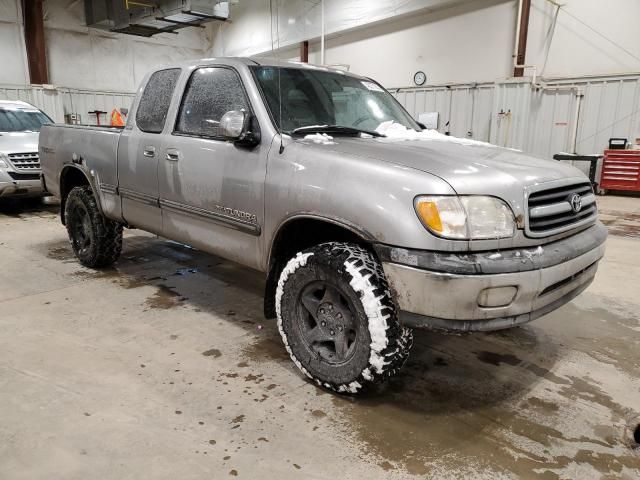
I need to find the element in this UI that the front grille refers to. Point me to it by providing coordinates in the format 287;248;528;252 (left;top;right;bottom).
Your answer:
526;182;597;236
8;152;40;171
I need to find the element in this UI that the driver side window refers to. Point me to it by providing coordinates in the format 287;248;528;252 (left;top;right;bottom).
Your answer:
175;67;249;138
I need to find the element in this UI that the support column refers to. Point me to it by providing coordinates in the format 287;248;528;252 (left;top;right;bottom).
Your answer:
23;0;49;84
514;0;531;77
300;40;309;63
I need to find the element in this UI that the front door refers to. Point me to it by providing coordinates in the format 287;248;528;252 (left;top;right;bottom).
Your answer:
158;66;268;270
117;68;181;234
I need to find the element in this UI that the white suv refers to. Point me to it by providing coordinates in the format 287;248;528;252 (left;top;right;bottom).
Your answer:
0;100;52;199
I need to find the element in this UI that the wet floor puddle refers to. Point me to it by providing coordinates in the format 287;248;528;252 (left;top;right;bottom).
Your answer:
600;210;640;238
322;304;640;477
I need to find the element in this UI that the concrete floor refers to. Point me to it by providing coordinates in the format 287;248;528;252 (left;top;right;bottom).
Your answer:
0;196;639;480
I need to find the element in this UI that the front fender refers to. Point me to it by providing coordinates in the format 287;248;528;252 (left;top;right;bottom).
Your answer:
263;141;459;254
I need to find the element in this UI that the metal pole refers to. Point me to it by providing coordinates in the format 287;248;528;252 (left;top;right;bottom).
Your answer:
570;89;584;154
320;0;325;65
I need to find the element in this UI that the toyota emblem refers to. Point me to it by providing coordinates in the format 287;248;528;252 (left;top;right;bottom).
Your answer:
570;193;582;213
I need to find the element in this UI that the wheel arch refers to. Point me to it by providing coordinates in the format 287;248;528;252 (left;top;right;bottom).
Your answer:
263;214;377;319
59;166;100;225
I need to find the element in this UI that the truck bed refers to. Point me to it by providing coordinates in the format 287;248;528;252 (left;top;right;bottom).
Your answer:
39;123;123;218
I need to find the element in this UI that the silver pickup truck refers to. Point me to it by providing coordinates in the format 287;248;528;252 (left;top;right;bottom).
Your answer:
39;58;606;394
1;100;51;199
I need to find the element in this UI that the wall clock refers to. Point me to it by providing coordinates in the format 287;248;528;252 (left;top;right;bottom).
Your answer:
414;71;426;86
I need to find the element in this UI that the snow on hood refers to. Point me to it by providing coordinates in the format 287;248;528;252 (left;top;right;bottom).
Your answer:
303;133;336;145
375;120;499;148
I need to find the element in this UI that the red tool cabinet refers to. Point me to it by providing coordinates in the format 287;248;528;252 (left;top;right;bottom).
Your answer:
600;150;640;192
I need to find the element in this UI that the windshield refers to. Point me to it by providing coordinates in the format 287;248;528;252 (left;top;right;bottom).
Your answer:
0;107;52;132
251;66;420;134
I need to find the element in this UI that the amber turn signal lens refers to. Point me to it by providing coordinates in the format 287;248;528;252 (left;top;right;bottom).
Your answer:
416;201;443;232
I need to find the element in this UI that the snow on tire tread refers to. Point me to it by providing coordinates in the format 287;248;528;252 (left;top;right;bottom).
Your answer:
276;242;413;394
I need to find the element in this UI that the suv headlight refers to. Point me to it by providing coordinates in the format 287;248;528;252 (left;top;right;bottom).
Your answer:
0;153;8;168
415;195;515;239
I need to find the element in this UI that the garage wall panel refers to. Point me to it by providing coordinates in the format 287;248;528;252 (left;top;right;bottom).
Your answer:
210;0;640;88
60;89;136;124
576;78;640;155
393;74;640;159
392;84;495;140
131;42;202;90
1;0;207;93
0;0;19;20
0;84;135;125
0;85;65;122
0;22;28;85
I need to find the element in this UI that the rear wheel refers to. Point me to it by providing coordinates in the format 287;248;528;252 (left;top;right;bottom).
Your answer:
276;242;413;394
65;186;122;268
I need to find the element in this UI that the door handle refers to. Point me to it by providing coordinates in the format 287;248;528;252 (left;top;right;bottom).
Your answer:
166;148;180;162
143;146;156;158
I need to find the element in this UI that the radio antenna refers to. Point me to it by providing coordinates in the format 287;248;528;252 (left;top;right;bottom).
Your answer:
269;0;285;154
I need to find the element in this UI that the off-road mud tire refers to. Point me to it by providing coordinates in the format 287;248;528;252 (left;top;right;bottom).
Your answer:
276;242;413;394
64;186;122;268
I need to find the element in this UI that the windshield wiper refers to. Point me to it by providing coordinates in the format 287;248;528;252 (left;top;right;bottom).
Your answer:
291;125;384;138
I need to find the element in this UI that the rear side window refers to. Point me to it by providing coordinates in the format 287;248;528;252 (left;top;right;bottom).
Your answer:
136;68;181;134
175;67;249;138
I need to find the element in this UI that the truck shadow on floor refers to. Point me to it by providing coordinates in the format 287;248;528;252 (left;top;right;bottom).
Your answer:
0;197;59;219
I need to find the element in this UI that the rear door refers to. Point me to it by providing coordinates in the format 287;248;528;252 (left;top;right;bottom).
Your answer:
117;68;181;234
158;65;268;270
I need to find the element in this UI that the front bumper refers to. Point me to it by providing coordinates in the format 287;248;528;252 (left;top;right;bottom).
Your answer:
376;222;607;332
0;170;44;198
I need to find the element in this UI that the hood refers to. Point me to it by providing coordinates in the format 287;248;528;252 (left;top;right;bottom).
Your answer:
294;135;585;196
0;131;40;155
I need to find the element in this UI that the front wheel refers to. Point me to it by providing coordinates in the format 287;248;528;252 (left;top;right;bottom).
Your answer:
65;186;123;268
276;242;413;394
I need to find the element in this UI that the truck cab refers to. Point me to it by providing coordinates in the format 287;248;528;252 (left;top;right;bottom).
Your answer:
0;100;52;199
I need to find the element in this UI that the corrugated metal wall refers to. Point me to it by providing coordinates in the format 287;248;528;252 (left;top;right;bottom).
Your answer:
0;85;66;123
0;84;135;125
392;74;640;158
58;89;136;125
393;83;496;141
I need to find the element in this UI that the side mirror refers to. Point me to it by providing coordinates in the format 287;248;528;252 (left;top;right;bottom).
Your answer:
219;110;260;147
220;110;247;139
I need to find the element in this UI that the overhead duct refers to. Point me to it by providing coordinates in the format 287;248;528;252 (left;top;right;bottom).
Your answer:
84;0;230;37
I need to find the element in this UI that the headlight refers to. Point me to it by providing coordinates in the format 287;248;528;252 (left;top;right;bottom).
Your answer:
0;153;8;168
415;195;515;239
